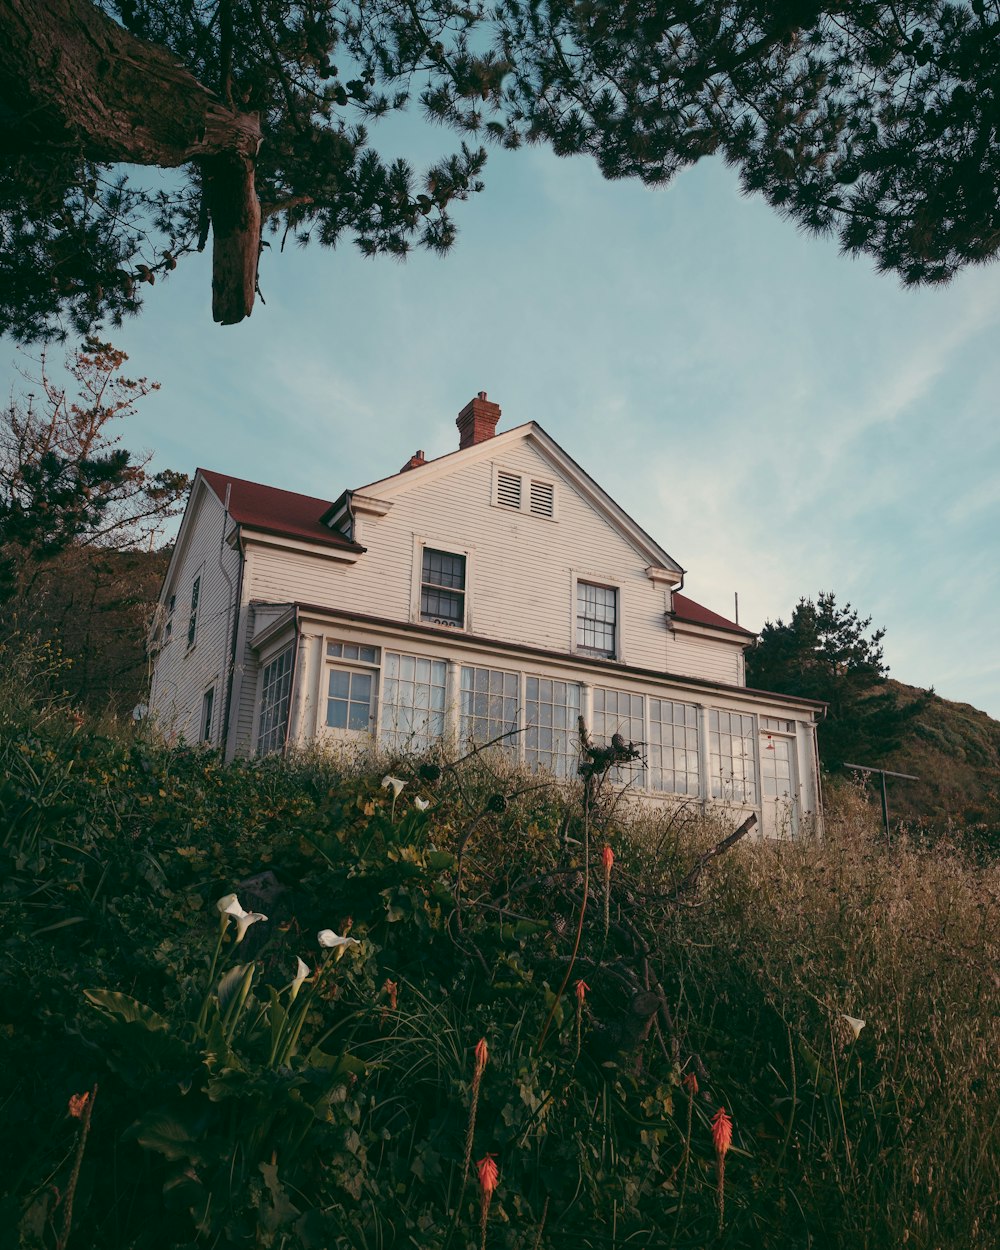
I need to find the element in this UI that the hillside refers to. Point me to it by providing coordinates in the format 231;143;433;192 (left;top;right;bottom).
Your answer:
1;669;997;1250
866;682;1000;837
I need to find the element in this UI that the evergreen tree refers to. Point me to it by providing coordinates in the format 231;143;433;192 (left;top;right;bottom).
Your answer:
746;592;929;769
2;2;999;340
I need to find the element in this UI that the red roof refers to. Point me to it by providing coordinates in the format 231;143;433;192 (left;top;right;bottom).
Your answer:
199;469;362;551
672;592;755;638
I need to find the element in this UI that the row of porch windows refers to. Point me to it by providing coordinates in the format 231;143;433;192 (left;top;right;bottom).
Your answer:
257;642;767;804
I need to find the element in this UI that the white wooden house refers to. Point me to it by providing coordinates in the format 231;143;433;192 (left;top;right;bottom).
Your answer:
149;393;824;837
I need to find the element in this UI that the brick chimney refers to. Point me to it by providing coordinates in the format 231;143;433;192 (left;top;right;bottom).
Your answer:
456;391;501;450
399;449;427;473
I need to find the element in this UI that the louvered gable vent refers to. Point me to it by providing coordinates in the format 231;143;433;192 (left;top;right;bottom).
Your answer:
493;466;557;519
496;469;522;509
529;479;555;518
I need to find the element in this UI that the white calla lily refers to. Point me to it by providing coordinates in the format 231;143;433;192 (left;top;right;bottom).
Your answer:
216;892;240;915
318;929;361;951
414;797;430;811
841;1014;866;1039
232;908;267;943
381;775;406;797
290;956;311;1001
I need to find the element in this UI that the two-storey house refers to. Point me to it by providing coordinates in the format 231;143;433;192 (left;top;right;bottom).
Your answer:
149;393;823;837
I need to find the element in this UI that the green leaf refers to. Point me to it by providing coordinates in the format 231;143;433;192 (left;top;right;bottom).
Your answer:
217;963;249;1015
84;988;169;1033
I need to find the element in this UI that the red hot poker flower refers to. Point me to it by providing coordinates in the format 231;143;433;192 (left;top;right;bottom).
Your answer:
711;1108;733;1157
574;979;590;1004
477;1153;499;1199
383;979;398;1011
68;1092;90;1119
601;845;614;875
474;1037;489;1075
682;1072;698;1096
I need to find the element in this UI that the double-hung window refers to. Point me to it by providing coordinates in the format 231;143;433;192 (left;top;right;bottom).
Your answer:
187;574;201;648
577;581;617;658
421;548;466;627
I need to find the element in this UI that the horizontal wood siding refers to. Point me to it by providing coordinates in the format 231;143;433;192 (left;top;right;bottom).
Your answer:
246;441;694;673
666;633;743;685
150;486;239;745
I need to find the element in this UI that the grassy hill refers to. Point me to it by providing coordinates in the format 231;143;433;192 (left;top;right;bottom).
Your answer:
857;681;1000;841
1;653;997;1250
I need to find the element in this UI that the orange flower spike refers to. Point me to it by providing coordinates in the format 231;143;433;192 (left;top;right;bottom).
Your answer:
574;979;590;1004
682;1072;698;1096
601;845;614;875
474;1036;489;1075
68;1092;90;1119
711;1108;733;1157
383;978;398;1010
477;1153;499;1199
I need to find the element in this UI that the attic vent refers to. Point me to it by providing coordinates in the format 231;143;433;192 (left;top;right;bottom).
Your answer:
529;479;555;518
496;470;522;510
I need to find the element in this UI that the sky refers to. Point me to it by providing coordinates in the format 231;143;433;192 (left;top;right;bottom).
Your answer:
4;126;1000;720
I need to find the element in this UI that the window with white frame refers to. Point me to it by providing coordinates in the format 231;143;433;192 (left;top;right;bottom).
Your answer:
187;573;202;648
381;652;448;752
577;581;618;657
420;548;466;627
326;669;376;731
327;641;380;664
592;686;645;784
257;646;294;755
649;698;700;795
165;594;176;641
709;710;758;804
201;686;215;744
460;665;519;752
325;640;380;732
525;677;581;779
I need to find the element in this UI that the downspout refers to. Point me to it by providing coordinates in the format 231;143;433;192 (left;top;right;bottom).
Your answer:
217;483;240;751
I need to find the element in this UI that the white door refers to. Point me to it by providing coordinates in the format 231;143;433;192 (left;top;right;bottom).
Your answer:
759;732;799;838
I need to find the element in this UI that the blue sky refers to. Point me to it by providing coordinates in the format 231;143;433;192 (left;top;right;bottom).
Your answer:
4;134;999;720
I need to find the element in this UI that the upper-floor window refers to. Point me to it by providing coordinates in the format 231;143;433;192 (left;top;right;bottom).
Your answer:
187;574;201;648
577;581;617;657
421;548;466;628
165;594;176;641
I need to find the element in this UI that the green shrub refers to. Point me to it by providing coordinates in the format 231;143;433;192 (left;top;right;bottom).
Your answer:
1;674;997;1250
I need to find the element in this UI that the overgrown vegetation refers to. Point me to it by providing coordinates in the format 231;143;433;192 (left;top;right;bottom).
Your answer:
1;647;997;1249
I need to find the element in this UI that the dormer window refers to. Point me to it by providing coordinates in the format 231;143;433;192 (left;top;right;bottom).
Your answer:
420;548;466;627
492;466;557;520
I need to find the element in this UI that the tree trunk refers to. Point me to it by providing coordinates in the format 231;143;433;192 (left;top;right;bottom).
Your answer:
0;0;261;324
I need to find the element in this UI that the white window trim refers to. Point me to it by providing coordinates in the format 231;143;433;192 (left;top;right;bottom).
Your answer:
571;572;625;663
201;685;216;744
411;536;475;631
251;634;297;755
490;463;559;521
186;565;205;651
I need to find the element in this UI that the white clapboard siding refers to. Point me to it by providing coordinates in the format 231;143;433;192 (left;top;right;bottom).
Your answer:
666;633;743;685
149;483;240;745
246;439;681;673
